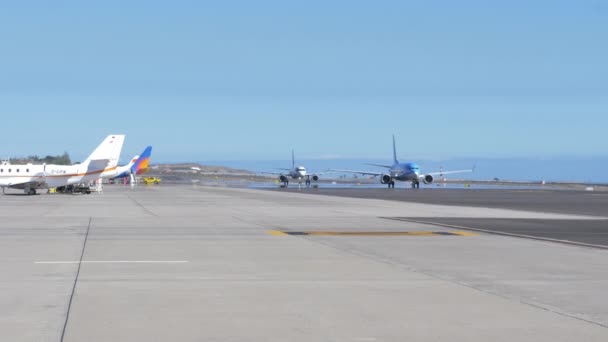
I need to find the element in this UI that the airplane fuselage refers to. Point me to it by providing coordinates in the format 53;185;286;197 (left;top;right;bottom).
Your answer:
0;162;118;190
389;162;421;182
287;166;307;180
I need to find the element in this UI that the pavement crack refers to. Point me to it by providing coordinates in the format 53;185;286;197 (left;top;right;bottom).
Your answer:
126;195;158;217
60;216;92;342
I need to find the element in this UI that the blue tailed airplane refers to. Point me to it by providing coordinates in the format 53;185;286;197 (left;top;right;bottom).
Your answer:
331;136;473;189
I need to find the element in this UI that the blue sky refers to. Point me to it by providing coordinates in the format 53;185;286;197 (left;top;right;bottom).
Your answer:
0;0;606;163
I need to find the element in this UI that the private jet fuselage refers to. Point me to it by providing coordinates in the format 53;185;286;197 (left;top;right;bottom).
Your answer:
0;135;125;195
0;162;119;194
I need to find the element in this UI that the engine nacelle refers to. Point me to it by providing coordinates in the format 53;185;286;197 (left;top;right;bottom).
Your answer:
380;174;392;184
279;175;288;183
422;174;434;184
310;175;319;182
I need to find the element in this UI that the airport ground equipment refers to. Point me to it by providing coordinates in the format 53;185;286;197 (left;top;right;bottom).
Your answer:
143;176;161;184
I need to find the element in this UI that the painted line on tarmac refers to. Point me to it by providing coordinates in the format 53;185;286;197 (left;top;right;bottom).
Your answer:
381;217;608;250
266;230;477;237
35;260;189;264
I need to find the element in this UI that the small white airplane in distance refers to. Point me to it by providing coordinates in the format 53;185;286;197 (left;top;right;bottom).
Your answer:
264;150;322;187
331;135;474;189
0;135;125;195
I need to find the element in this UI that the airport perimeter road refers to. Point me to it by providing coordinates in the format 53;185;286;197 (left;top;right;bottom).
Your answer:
1;185;608;341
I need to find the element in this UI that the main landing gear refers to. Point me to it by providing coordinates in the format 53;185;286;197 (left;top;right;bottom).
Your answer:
411;180;420;189
387;181;395;189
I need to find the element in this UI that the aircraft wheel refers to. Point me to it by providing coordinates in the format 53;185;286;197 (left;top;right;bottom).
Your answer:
28;189;36;195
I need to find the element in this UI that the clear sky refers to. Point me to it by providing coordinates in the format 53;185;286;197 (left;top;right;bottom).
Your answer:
0;0;606;163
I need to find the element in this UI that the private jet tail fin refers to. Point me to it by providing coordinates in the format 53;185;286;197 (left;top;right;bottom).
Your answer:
83;135;126;168
291;150;295;168
132;146;152;175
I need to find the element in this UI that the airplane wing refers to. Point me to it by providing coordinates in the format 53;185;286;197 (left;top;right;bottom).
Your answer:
364;163;393;169
329;169;384;176
260;171;285;175
308;171;329;176
6;180;47;190
425;169;474;177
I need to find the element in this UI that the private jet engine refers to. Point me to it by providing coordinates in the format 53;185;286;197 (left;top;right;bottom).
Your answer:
422;174;434;184
380;174;392;184
310;175;319;182
279;175;289;183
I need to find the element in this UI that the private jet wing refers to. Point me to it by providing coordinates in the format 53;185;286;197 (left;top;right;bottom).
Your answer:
4;179;46;190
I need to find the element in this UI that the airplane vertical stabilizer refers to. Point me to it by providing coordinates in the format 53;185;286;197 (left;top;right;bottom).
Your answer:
132;146;152;175
392;134;399;164
83;135;125;168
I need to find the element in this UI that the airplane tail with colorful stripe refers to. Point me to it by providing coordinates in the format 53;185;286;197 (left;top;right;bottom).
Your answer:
131;146;152;175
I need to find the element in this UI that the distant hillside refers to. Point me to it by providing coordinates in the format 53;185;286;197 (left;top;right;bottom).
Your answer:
9;153;72;165
151;163;255;175
143;163;260;184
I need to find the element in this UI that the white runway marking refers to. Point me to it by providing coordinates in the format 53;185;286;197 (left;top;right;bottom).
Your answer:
35;260;189;264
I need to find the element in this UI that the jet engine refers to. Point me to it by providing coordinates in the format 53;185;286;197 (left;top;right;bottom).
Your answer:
422;174;434;184
380;174;392;184
279;175;288;183
310;175;319;182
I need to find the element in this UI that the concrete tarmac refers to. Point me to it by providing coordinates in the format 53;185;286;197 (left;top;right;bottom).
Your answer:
1;185;608;341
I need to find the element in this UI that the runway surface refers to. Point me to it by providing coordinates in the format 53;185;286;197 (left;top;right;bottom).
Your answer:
270;187;608;217
1;185;608;341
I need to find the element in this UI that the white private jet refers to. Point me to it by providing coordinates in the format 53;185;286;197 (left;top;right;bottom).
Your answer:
0;134;125;195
